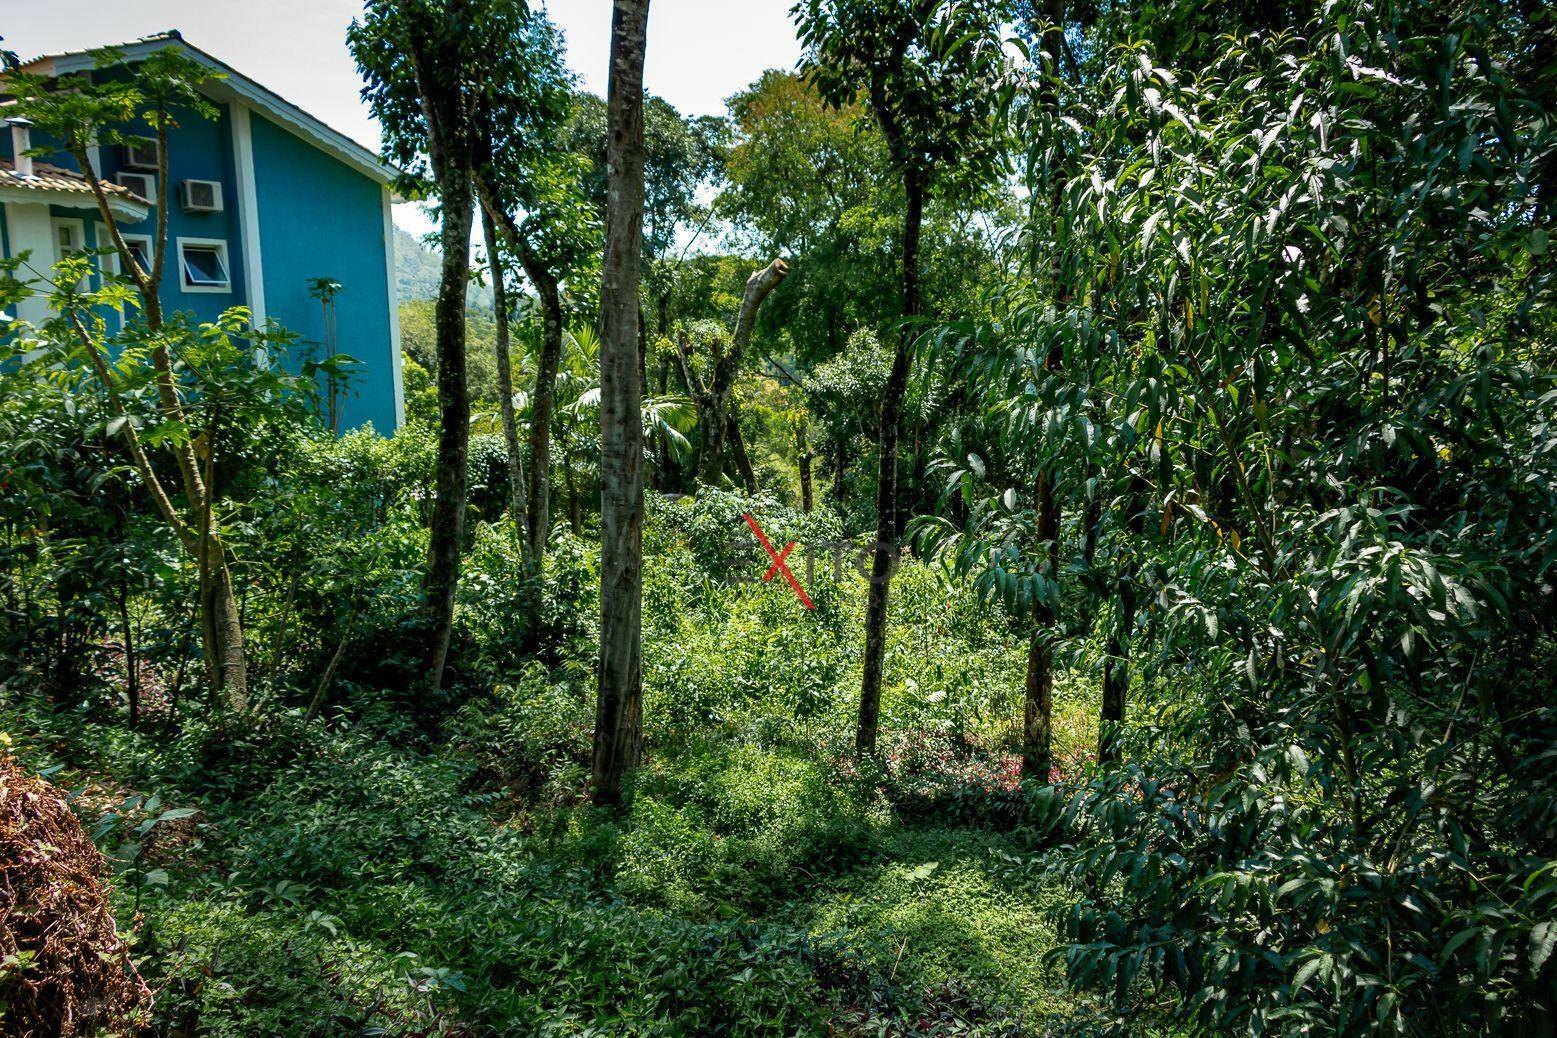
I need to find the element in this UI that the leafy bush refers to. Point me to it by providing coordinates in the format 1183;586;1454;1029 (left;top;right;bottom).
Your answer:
603;742;886;915
443;662;591;801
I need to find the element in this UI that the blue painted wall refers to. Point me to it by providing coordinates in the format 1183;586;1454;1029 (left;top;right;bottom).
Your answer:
5;64;399;432
250;111;397;433
8;94;249;326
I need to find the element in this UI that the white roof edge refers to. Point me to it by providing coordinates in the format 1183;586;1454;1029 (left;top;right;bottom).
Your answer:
0;184;149;221
40;36;401;187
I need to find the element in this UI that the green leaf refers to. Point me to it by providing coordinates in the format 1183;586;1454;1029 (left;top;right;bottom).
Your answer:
1531;921;1555;976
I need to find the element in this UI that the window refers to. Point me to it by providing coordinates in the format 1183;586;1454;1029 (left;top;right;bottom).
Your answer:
123;236;152;276
99;229;153;279
175;237;231;293
54;220;84;254
51;218;88;290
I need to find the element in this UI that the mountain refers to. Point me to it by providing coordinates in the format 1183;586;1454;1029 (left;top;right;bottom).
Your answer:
394;225;492;310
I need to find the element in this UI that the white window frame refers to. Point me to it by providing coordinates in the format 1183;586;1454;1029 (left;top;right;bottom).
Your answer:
51;217;88;290
175;236;232;294
98;227;155;280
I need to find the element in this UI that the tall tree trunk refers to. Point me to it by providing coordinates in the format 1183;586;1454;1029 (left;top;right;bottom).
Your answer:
565;460;583;535
797;423;814;514
76;131;249;709
1021;0;1069;781
832;434;847;503
1099;636;1127;763
591;0;651;810
476;184;561;568
691;260;790;488
857;166;924;755
655;348;672;484
1022;465;1061;779
727;415;758;492
481;207;529;555
423;169;475;693
520;244;563;566
117;578;138;726
1099;494;1143;763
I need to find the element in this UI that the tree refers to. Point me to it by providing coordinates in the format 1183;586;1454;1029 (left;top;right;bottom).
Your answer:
718;70;899;371
947;2;1557;1027
674;259;791;489
351;0;519;692
561;91;726;265
1018;0;1069;780
471;15;597;566
478;211;528;546
591;0;652;809
795;0;1004;753
8;46;254;708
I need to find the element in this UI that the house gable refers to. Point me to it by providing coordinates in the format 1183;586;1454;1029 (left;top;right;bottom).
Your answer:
249;109;402;432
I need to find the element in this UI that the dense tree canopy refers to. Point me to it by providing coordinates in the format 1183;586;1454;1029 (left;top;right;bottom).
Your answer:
2;1;1553;1035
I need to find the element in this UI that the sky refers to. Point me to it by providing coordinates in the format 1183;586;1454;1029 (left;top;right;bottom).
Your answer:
2;0;804;236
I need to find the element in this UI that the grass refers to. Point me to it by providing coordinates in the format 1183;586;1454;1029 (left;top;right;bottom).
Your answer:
2;539;1102;1035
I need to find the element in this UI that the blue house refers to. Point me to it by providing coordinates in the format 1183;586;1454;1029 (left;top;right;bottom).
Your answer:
1;31;404;432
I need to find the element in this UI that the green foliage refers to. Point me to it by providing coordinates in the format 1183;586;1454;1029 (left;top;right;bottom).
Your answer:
7;4;1553;1036
915;0;1557;1033
795;0;1006;193
595;742;885;916
562;91;727;259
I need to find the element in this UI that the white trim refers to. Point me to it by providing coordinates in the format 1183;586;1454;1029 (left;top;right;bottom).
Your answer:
50;216;87;290
229;102;266;328
4;201;55;326
175;236;232;294
99;230;154;278
382;185;404;430
50;216;85;252
0;185;147;222
41;38;398;185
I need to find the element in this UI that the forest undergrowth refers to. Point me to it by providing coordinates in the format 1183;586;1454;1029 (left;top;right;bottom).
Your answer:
3;491;1102;1037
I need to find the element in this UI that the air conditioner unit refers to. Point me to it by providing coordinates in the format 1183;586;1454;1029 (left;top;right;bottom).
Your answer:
114;171;155;202
122;140;158;170
180;179;224;213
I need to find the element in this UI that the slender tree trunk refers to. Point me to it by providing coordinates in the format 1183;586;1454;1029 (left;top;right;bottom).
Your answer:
195;404;247;709
305;617;355;723
1099;636;1127;763
797;424;814;514
117;579;138;726
1021;0;1069;781
655;350;673;484
565;461;583;535
266;562;300;687
1022;465;1061;779
423;169;475;693
76;133;249;709
591;0;652;809
727;415;758;492
690;260;789;488
857;168;923;755
480;193;563;567
211;561;247;705
832;434;847;503
481;207;528;555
